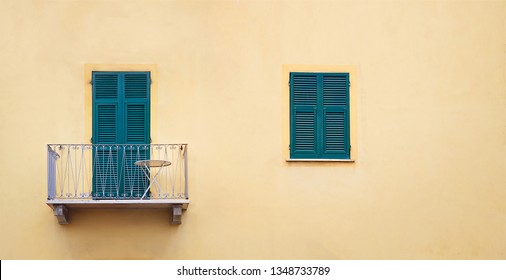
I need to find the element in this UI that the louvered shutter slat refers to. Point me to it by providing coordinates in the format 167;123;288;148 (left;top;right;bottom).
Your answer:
94;74;118;99
294;109;317;152
125;73;149;99
323;75;347;106
96;104;117;143
324;109;346;152
126;104;148;143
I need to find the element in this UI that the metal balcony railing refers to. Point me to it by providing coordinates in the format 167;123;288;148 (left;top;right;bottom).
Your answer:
47;144;188;201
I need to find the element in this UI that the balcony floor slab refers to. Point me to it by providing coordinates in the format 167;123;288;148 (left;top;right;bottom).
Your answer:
46;199;189;210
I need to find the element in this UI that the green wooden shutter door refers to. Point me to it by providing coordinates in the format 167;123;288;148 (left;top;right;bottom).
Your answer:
322;73;350;159
92;72;150;198
290;73;318;158
123;72;150;198
93;72;120;197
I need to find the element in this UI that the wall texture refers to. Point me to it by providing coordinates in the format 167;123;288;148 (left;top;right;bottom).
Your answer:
0;0;504;259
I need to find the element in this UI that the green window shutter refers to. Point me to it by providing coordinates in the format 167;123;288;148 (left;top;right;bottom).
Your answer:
92;71;150;198
93;73;119;144
322;73;350;159
290;73;318;158
124;73;150;144
290;72;350;159
93;72;150;145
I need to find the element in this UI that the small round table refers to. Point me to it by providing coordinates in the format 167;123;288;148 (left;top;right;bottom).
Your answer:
135;159;171;199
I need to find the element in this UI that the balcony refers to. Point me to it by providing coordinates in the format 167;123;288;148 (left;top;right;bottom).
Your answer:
47;144;189;224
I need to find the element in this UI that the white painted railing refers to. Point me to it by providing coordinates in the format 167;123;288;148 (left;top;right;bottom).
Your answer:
47;144;188;200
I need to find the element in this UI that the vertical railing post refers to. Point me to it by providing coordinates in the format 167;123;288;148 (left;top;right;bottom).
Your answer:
184;145;189;199
47;145;57;200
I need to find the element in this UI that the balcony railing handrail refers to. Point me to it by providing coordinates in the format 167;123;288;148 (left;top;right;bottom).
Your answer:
47;144;188;201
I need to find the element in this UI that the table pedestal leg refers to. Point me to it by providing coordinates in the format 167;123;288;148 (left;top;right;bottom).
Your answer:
140;164;165;200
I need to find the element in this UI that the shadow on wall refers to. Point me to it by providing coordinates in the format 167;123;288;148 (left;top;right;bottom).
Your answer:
58;209;183;259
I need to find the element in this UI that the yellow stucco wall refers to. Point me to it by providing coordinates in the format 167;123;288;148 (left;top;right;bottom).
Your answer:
0;0;505;259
